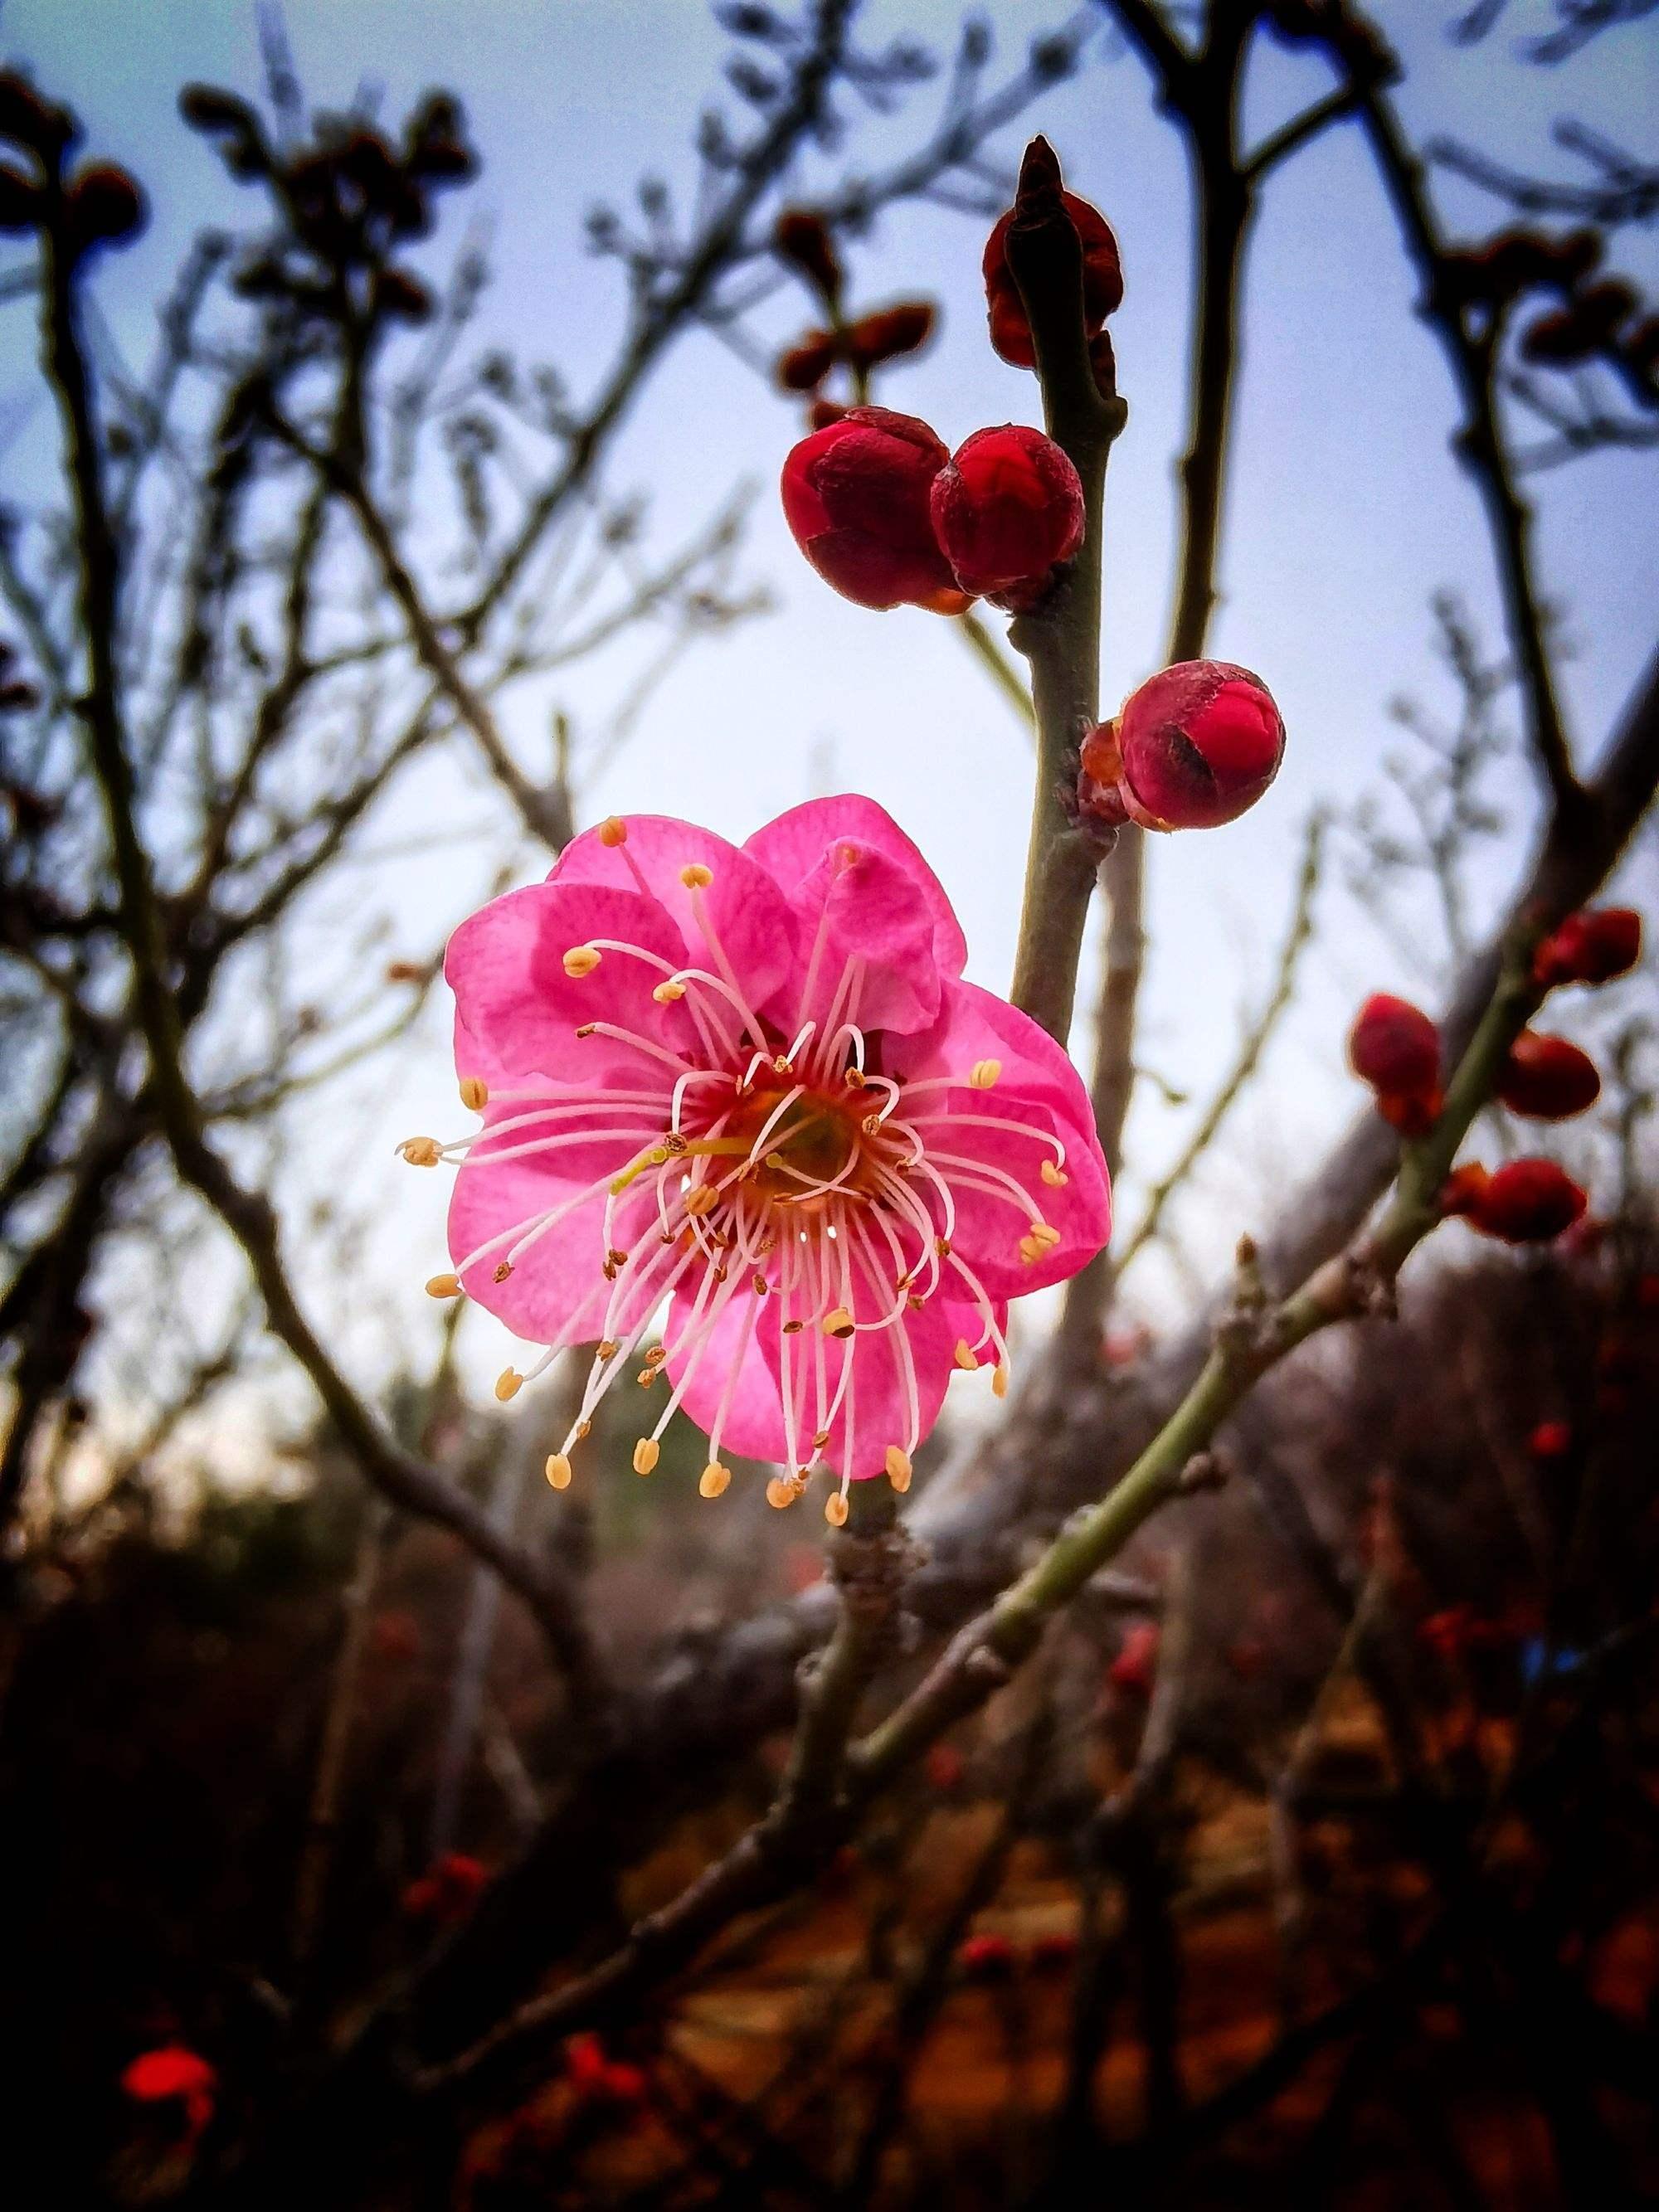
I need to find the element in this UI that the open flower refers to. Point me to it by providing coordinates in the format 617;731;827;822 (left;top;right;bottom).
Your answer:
425;800;1109;1517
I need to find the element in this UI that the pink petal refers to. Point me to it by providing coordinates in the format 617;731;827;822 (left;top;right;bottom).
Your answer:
661;1282;791;1466
893;977;1104;1133
448;1139;667;1345
445;882;696;1091
789;837;946;1035
744;795;969;976
912;1088;1110;1298
551;816;802;1024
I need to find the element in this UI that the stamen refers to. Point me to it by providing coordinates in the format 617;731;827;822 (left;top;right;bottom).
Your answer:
545;1453;572;1490
679;863;713;888
1042;1160;1069;1187
886;1445;912;1492
654;980;686;1002
460;1078;488;1111
766;1475;801;1510
825;1489;849;1527
953;1340;978;1372
969;1059;1001;1090
425;1273;460;1299
598;817;628;847
699;1462;732;1498
633;1438;659;1475
495;1369;523;1401
399;1137;441;1166
821;1305;855;1339
562;946;602;979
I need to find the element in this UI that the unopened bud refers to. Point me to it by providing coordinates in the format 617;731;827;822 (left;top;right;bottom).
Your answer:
1444;1158;1587;1243
1348;994;1441;1104
1532;907;1641;989
781;407;970;614
64;162;146;253
982;188;1121;370
843;300;934;371
1496;1031;1600;1120
928;424;1085;609
1081;661;1284;832
773;207;840;301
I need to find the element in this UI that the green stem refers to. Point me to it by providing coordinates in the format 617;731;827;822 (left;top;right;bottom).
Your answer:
956;607;1034;732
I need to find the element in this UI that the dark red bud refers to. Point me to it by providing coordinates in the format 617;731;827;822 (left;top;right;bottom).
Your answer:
1532;907;1641;988
1090;660;1284;832
1528;1419;1572;1460
64;162;146;251
1438;1163;1492;1219
1108;1619;1160;1695
1460;1158;1588;1244
0;160;40;234
1520;308;1600;366
774;207;840;300
843;300;935;371
373;267;434;323
780;405;970;613
957;1931;1018;1980
1349;994;1441;1101
1572;277;1637;338
1545;226;1603;286
401;1850;489;1923
1496;1031;1600;1120
0;70;75;158
776;328;837;391
120;2045;217;2137
982;187;1122;369
928;422;1084;607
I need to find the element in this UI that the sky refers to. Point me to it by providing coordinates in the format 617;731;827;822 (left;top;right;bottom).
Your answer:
2;0;1657;1437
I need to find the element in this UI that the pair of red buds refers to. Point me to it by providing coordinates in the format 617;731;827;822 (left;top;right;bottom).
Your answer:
781;406;1085;615
1533;907;1642;989
1350;993;1605;1135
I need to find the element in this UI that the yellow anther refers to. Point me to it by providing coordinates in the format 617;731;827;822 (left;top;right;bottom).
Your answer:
494;1369;523;1403
598;816;628;847
684;1184;720;1218
399;1137;441;1166
644;1344;668;1367
954;1339;978;1371
821;1306;856;1339
1018;1236;1043;1266
545;1453;572;1490
885;1446;912;1493
597;1339;620;1359
1040;1159;1068;1187
637;1368;658;1387
679;862;714;889
699;1461;732;1499
765;1475;800;1510
653;979;687;1003
633;1437;660;1475
1027;1222;1061;1250
493;1262;513;1283
425;1272;460;1300
459;1077;488;1112
992;1364;1010;1399
825;1491;849;1528
968;1058;1002;1090
844;1066;866;1089
562;945;601;979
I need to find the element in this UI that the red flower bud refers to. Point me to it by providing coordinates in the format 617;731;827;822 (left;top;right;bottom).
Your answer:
121;2045;217;2138
776;328;837;391
64;161;146;252
1348;994;1441;1102
1082;661;1285;832
774;208;841;302
928;424;1085;607
781;406;969;612
1438;1163;1491;1220
957;1931;1018;1981
1496;1031;1600;1120
1532;907;1641;988
844;300;935;370
1528;1419;1572;1460
1108;1619;1160;1695
1454;1158;1588;1244
983;188;1122;369
401;1850;489;1924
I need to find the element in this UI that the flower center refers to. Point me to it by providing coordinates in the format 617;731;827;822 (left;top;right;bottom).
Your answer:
723;1083;876;1208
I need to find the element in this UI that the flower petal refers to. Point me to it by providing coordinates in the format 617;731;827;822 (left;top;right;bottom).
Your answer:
744;795;968;976
552;816;802;1023
908;1088;1109;1297
445;882;697;1091
448;1137;669;1345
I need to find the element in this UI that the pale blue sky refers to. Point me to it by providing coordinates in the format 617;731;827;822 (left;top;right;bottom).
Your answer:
3;0;1656;1422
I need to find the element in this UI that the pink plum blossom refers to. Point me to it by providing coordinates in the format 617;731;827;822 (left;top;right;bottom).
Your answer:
422;799;1109;1515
